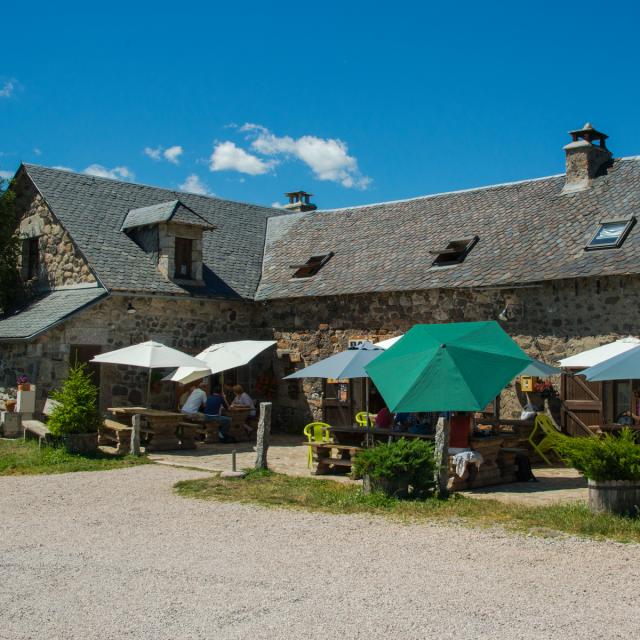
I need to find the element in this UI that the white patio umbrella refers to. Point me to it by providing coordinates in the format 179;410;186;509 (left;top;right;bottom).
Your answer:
92;340;208;406
374;335;403;349
164;340;276;385
559;337;640;368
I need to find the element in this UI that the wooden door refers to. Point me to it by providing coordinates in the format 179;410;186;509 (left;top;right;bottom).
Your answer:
322;380;353;426
561;369;603;436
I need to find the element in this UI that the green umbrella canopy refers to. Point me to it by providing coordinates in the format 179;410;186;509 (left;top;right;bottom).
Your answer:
365;321;532;412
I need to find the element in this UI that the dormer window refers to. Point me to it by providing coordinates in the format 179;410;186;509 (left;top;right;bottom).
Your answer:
174;238;193;279
585;217;635;250
290;252;334;278
430;236;479;267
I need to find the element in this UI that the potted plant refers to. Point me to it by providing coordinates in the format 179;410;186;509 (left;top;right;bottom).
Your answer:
553;429;640;516
17;374;31;391
352;438;436;498
47;362;101;454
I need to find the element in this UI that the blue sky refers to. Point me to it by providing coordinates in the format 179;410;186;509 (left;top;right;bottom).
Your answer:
1;1;640;210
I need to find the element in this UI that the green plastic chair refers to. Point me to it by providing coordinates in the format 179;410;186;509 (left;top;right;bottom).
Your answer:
303;422;332;468
528;414;560;466
355;411;377;428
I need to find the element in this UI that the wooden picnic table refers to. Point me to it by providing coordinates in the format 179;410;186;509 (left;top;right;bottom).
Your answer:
305;441;364;475
596;423;640;433
107;407;187;451
330;425;435;447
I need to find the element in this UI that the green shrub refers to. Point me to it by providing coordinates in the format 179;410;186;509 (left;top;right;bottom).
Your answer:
352;438;436;497
553;428;640;482
48;363;101;436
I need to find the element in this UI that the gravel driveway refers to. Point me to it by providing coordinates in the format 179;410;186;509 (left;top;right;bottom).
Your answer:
1;465;638;640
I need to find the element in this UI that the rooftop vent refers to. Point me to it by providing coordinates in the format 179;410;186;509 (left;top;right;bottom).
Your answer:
290;252;334;278
562;123;612;194
283;190;317;213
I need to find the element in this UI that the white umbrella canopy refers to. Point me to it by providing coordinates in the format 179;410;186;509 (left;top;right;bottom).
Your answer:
92;341;207;369
91;341;209;406
559;337;640;368
166;340;276;384
374;335;403;349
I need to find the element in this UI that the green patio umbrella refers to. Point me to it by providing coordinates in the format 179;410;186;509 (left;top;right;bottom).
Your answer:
365;321;531;413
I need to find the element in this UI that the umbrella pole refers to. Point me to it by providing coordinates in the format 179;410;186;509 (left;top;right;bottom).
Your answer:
434;414;450;499
365;377;372;447
146;369;152;408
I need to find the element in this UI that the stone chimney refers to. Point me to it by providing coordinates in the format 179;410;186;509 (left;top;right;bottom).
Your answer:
562;123;612;193
283;190;317;213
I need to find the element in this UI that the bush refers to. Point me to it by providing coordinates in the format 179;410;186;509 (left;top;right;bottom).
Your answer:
352;438;436;497
48;363;101;436
553;428;640;482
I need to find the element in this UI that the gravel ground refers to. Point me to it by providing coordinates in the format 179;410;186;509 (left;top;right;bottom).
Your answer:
1;465;639;640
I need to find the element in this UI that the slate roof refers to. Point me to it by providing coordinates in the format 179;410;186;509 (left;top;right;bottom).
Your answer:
121;200;214;230
0;286;108;340
22;165;279;300
256;157;640;300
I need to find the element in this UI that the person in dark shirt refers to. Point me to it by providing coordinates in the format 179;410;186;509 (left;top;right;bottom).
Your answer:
204;386;232;441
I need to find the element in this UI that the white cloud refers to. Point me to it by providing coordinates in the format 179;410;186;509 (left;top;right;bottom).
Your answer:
179;174;214;196
270;201;285;209
83;164;135;181
144;146;162;160
144;145;183;164
240;123;371;189
33;147;42;156
209;141;275;175
53;166;74;172
0;81;14;98
163;145;183;164
0;169;13;179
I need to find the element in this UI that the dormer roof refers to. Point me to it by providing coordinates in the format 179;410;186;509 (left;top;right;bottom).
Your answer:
121;200;215;231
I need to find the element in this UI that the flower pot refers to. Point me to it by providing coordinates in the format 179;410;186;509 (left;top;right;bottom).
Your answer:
62;432;98;455
588;479;640;516
5;399;17;413
17;383;31;392
363;474;410;498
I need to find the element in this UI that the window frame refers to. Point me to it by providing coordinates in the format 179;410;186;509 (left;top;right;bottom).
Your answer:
430;235;479;267
23;236;40;280
289;252;335;279
585;216;636;251
174;237;193;279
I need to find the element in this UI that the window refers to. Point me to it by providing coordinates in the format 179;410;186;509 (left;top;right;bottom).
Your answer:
430;236;479;267
174;237;193;279
585;218;636;250
290;252;334;278
23;237;40;279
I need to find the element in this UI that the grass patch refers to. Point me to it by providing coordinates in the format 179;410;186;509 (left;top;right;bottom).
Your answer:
174;471;640;544
0;438;151;476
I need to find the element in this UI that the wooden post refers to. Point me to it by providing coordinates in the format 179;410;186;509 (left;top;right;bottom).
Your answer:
434;415;450;499
254;402;272;470
131;414;141;456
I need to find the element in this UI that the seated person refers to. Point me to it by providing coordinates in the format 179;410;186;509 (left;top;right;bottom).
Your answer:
231;384;255;436
204;386;232;441
375;406;393;429
180;382;208;416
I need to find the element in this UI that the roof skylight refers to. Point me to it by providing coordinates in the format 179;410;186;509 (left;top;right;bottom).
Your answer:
430;236;479;267
290;252;334;278
585;218;635;250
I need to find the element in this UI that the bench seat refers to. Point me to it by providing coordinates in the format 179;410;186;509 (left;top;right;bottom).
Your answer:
22;419;52;448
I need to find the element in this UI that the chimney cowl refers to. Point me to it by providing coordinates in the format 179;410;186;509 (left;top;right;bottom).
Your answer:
283;190;317;213
562;122;612;194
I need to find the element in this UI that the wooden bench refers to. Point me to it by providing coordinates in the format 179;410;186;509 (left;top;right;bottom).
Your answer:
306;442;364;475
22;398;58;449
99;419;133;455
176;422;197;450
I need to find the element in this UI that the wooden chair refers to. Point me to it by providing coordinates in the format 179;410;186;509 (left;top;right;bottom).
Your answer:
303;422;332;468
528;414;560;465
355;412;377;428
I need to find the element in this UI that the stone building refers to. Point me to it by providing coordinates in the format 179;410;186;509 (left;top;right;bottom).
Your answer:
2;123;640;430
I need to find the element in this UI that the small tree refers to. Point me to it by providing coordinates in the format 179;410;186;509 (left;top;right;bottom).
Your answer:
48;363;101;436
0;179;22;316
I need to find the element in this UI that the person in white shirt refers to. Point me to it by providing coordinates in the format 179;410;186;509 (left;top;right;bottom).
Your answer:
231;384;256;417
181;382;207;415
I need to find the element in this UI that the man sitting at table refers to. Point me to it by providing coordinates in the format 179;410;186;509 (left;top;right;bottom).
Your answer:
204;386;232;441
180;382;208;416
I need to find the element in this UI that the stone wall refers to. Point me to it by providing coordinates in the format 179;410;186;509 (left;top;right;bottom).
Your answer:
262;274;640;427
0;294;259;414
16;186;95;288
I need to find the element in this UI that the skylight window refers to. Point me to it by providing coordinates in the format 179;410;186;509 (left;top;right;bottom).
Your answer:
430;236;479;267
290;252;334;278
585;218;636;250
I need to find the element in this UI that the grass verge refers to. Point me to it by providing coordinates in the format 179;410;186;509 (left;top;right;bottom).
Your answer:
0;438;151;476
175;470;640;544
